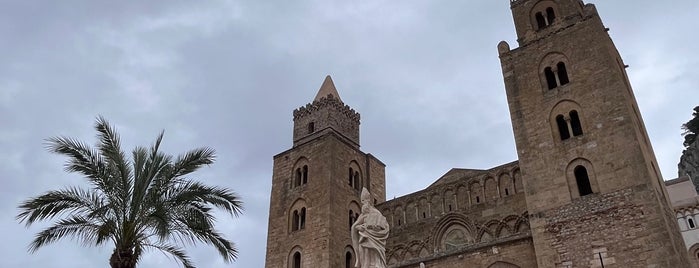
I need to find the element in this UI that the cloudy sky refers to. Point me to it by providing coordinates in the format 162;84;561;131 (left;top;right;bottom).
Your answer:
1;0;696;267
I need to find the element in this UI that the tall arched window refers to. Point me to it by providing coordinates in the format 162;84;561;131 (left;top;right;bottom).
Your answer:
353;171;360;191
345;252;352;268
292;210;300;231
302;165;308;185
295;169;302;187
300;208;306;229
349;168;354;186
545;67;557;89
293;252;301;268
349;210;355;230
546;7;556;25
557;62;569;85
570;110;583;136
535;12;546;29
574;166;593;196
556;115;570;140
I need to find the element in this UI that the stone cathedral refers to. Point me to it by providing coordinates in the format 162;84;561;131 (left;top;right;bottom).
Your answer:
264;0;691;267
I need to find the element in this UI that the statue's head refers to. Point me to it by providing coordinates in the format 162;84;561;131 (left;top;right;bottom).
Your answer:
361;187;371;204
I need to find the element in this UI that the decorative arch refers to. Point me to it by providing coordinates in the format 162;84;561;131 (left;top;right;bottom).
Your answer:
444;188;456;212
291;157;310;188
529;0;558;30
430;213;476;252
288;245;303;268
499;173;514;197
549;100;585;142
566;158;599;199
470;181;483;204
394;205;405;227
457;184;469;208
344;245;355;268
348;201;361;230
406;201;417;224
418;197;430;219
348;160;362;191
484;176;499;201
289;198;308;233
512;169;523;194
430;193;443;216
539;52;571;90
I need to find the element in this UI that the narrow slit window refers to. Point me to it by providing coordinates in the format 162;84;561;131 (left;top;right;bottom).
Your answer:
475;196;480;203
689;218;696;229
295;168;302;187
348;168;354;186
557;62;569;85
570;110;583;136
545;67;557;89
308;122;315;134
556;115;571;140
354;172;360;190
505;188;509;196
574;166;593;196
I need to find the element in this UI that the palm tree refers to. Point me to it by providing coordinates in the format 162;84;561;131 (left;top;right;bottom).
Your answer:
17;116;243;268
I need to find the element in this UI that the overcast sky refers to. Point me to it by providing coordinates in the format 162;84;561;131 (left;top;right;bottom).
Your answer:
1;0;697;267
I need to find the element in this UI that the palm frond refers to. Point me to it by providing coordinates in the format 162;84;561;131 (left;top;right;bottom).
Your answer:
142;243;196;268
17;187;104;226
170;148;216;179
28;216;100;252
168;181;243;217
94;116;133;209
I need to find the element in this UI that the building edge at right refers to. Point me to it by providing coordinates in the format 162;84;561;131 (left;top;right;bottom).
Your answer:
498;0;690;267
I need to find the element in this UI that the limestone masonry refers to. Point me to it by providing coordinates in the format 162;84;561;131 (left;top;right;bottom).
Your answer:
264;0;692;267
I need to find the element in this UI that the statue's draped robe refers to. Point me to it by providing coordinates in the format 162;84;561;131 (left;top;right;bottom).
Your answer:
351;206;389;268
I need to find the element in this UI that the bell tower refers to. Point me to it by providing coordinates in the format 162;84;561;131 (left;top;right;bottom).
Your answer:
498;0;689;267
265;76;386;268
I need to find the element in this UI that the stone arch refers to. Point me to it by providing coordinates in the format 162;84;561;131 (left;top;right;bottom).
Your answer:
484;176;499;201
289;198;307;233
499;173;514;197
348;160;362;191
430;192;443;216
539;52;571;91
478;229;494;243
343;245;355;268
514;217;530;233
566;158;599;199
348;201;361;230
291;157;310;188
406;241;423;261
387;245;405;264
549;100;584;142
470;181;483;204
512;168;523;194
418;197;430;219
689;243;699;268
496;221;513;238
406;201;417;224
431;213;476;252
529;0;558;30
444;188;456;212
457;184;469;208
394;205;405;227
288;245;303;268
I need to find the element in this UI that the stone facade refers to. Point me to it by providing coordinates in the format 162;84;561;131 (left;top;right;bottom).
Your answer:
666;176;699;267
264;0;690;267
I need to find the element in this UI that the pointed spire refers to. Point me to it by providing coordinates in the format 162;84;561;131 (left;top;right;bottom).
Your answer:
314;75;342;102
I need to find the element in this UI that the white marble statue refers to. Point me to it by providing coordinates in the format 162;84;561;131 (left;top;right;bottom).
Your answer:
351;188;390;268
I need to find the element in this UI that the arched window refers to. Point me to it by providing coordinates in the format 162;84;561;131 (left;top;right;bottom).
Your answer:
300;208;306;229
689;217;696;229
294;168;302;187
345;252;352;268
546;7;556;25
556;115;570;140
353;171;360;191
302;165;308;185
292;210;300;231
293;252;301;268
348;168;354;186
557;62;569;85
504;188;510;196
476;196;480;203
535;12;546;29
545;67;557;89
570;110;583;136
349;210;355;229
574;166;593;196
308;122;315;134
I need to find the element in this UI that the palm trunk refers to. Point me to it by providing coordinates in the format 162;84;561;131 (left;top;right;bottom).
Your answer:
110;248;136;268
